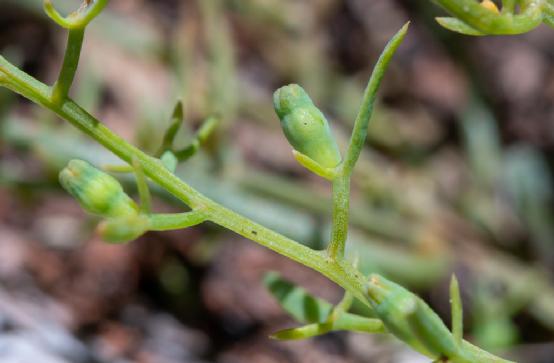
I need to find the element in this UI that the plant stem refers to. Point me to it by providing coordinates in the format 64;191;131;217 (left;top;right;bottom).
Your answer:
450;275;463;346
174;115;219;162
52;29;85;104
327;23;409;260
0;54;370;305
328;174;350;259
0;48;514;363
132;156;152;213
149;211;207;231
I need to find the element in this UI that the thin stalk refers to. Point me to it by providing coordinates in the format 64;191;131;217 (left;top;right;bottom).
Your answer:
149;211;207;231
52;29;85;104
328;174;350;260
174;115;219;162
450;275;463;346
132;156;152;213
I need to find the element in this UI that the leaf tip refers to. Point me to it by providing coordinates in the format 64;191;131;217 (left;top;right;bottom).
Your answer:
172;100;184;120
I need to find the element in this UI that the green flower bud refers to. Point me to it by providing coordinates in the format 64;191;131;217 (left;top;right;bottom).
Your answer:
59;160;138;218
273;84;341;168
366;274;459;359
97;214;150;244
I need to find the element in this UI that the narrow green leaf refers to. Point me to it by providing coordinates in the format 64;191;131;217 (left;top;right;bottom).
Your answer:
264;271;332;324
266;272;385;341
343;22;409;175
174;115;220;162
436;17;485;36
461;98;502;187
157;101;184;157
270;312;384;340
334;312;385;334
271;322;333;340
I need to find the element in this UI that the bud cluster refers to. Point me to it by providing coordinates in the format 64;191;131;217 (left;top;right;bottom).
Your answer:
59;160;149;243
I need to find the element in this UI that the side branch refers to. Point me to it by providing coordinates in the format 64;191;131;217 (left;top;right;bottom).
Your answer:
342;22;409;176
52;29;85;104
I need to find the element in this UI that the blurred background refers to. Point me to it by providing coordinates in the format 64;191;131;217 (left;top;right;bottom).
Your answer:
1;0;554;362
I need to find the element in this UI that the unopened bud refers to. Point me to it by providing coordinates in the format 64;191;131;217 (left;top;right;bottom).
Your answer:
273;84;342;168
59;160;138;218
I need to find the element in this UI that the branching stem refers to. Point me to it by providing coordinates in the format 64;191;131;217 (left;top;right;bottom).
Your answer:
0;18;514;362
149;211;207;231
0;55;370;304
52;28;84;104
326;23;409;260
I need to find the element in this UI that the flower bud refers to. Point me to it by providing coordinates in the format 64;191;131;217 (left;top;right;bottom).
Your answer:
366;274;459;359
273;84;341;168
97;214;150;244
59;160;138;218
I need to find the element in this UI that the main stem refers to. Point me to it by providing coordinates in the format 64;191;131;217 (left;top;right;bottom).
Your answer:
0;54;514;363
328;173;350;260
0;56;370;305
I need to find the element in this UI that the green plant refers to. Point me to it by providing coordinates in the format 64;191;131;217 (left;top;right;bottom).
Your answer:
0;1;518;362
432;0;554;35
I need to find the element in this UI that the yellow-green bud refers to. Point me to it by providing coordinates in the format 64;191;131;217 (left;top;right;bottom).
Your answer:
97;214;150;244
273;84;341;168
59;160;138;218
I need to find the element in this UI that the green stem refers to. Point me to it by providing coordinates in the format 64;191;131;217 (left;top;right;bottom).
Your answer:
52;29;85;104
327;24;409;260
44;0;109;30
149;211;207;231
132;156;152;213
0;54;370;305
0;46;514;363
156;101;184;157
174;115;219;162
328;174;350;259
450;275;463;346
